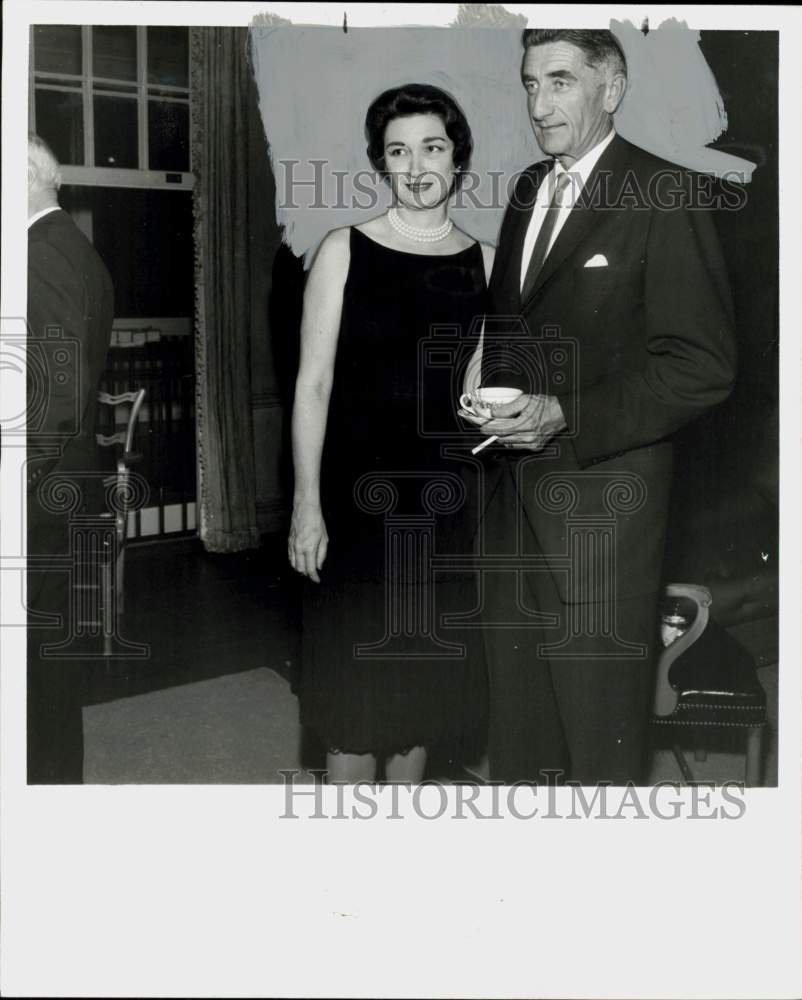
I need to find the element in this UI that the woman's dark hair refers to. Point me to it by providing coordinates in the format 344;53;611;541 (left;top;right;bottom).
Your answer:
365;83;473;188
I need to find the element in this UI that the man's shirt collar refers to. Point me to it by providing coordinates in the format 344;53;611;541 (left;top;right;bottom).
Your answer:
552;128;617;190
28;205;61;230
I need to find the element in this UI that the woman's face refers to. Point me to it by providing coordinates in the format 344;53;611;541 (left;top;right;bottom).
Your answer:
382;112;457;211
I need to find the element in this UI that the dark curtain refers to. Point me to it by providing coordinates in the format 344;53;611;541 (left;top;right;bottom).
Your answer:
663;31;778;628
190;27;260;552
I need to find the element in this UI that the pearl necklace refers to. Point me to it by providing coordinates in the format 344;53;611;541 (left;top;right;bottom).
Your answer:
388;207;453;243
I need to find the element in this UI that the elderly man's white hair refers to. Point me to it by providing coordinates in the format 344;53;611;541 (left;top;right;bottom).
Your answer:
28;133;62;190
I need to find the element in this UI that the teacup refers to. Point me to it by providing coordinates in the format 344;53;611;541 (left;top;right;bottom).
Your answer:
459;386;523;419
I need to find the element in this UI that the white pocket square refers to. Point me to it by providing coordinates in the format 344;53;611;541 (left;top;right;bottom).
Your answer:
584;254;608;268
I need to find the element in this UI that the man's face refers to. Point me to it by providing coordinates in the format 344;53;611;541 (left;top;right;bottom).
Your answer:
521;41;623;166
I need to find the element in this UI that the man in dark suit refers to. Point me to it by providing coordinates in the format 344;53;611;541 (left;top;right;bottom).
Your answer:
27;134;114;783
462;29;737;784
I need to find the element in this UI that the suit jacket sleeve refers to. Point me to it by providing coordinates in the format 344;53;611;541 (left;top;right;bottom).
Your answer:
27;235;94;469
565;186;737;467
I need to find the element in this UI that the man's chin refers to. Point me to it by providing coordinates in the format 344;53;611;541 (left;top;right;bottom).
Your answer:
537;141;566;158
534;131;566;154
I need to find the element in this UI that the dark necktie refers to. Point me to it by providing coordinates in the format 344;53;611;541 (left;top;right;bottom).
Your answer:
521;171;571;302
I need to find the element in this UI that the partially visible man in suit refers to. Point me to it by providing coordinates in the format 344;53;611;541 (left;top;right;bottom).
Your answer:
463;29;737;784
27;134;114;783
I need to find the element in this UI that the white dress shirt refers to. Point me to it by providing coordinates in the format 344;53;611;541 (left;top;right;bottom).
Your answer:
28;205;61;229
520;129;616;292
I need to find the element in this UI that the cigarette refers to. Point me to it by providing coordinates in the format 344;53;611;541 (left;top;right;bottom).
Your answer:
471;434;499;455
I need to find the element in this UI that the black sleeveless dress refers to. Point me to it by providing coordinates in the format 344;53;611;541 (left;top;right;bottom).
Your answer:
299;226;488;756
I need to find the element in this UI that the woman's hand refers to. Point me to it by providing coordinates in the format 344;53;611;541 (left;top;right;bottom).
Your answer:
288;501;329;583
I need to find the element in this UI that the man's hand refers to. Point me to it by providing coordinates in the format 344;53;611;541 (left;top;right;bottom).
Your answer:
459;394;567;451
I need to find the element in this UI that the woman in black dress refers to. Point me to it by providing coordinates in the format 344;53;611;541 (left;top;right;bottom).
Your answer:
288;84;492;783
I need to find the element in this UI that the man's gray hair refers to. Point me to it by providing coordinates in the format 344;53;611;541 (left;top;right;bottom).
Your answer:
28;133;62;190
522;28;627;79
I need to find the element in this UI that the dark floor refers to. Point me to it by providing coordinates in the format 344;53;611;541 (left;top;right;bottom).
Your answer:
89;534;301;705
93;534;483;779
90;534;778;785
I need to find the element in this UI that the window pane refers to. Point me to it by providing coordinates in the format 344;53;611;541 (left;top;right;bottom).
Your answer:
35;89;84;165
93;95;139;167
93;25;137;81
148;101;189;171
147;27;188;88
34;25;82;76
59;186;195;319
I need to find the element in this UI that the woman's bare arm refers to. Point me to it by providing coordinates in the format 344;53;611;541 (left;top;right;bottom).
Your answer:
288;228;350;582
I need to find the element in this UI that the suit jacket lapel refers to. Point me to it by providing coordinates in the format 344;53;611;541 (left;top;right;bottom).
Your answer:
520;134;627;308
494;161;550;312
